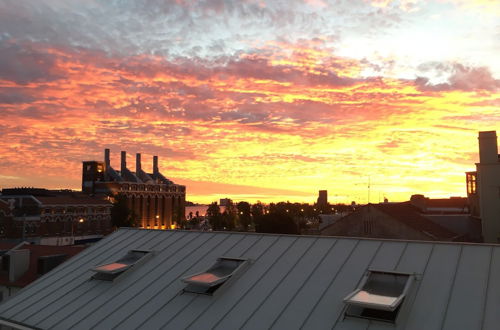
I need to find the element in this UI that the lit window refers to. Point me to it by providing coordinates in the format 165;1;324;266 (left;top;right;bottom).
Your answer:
343;270;413;323
182;257;249;295
466;172;477;195
91;250;152;281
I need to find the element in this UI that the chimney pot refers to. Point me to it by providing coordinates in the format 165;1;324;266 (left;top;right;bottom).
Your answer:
478;131;498;163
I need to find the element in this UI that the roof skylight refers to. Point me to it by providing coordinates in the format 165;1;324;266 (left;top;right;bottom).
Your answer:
91;250;152;281
181;257;248;295
343;270;413;323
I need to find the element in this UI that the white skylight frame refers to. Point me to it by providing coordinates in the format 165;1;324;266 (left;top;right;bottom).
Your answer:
343;270;413;312
91;249;152;280
181;257;249;293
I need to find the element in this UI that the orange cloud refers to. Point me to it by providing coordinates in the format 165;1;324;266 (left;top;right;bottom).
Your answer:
0;39;498;204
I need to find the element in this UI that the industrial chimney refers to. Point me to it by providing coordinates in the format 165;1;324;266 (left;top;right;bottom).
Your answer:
104;149;110;170
121;151;127;173
136;153;142;174
153;156;159;175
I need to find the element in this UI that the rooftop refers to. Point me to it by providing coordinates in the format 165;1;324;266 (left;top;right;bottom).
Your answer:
372;202;458;240
0;229;499;329
0;189;111;206
0;243;86;288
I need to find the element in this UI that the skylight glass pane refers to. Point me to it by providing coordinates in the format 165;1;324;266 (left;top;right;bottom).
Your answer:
189;273;222;284
94;263;128;272
348;290;399;306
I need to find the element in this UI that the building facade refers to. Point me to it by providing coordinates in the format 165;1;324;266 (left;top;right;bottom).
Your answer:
0;188;112;245
466;131;500;243
82;149;186;229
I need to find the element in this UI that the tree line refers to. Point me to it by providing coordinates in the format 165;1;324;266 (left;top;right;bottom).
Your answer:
192;200;354;235
111;193;355;235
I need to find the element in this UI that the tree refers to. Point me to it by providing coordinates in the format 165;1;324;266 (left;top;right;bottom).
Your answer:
254;213;299;235
110;195;138;228
206;202;223;230
251;201;264;218
237;201;252;231
222;201;238;230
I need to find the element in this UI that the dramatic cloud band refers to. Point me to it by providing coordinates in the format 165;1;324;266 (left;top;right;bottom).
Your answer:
0;0;498;203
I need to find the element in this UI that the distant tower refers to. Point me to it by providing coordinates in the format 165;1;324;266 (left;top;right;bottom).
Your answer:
317;190;328;208
471;131;500;243
82;161;105;194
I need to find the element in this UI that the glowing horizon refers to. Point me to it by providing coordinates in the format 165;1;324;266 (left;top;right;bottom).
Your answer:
0;0;498;205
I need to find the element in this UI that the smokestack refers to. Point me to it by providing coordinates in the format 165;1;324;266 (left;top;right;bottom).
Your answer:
121;151;127;173
153;156;159;175
104;149;110;170
479;131;498;163
136;153;142;173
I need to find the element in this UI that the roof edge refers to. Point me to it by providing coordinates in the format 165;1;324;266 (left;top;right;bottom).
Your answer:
115;227;499;247
0;316;42;330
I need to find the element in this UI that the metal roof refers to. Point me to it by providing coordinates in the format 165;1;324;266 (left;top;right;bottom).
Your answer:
0;228;499;330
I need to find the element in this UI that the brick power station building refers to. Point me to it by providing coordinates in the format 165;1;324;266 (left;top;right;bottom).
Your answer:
82;149;186;229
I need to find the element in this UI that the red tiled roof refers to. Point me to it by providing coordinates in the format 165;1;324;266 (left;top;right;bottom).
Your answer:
373;202;457;239
0;243;86;287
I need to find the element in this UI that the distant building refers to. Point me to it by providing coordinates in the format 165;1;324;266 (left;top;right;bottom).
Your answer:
0;188;112;245
466;131;500;243
321;196;480;242
82;149;186;229
317;190;328;207
0;242;85;301
1;228;499;330
219;198;232;207
0;200;13;239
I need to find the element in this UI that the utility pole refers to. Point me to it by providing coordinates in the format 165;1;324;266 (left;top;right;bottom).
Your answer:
367;176;371;204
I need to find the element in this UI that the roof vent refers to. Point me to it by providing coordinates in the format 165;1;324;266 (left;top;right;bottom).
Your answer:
343;270;413;323
181;257;249;295
91;250;152;281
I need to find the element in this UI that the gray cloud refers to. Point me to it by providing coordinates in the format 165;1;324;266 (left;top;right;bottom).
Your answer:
415;62;500;92
0;41;65;84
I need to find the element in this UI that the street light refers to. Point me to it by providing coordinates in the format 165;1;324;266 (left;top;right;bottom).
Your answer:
71;218;84;245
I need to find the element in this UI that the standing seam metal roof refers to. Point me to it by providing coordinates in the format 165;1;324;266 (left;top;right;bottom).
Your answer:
0;228;499;330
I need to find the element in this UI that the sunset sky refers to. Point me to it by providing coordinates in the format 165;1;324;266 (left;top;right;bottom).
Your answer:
0;0;499;204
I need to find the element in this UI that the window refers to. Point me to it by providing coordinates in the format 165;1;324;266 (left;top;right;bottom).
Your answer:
343;270;413;323
466;172;477;195
91;250;152;281
182;257;248;295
